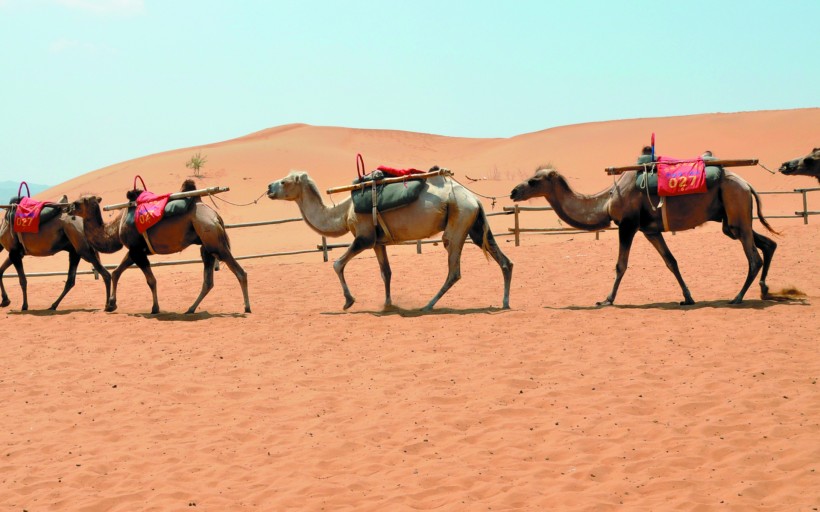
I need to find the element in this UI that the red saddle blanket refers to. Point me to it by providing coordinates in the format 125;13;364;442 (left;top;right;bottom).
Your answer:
13;197;48;233
135;191;170;233
657;156;706;196
376;165;424;177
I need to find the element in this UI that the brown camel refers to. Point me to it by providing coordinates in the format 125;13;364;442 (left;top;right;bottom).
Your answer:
510;167;778;305
0;196;112;311
780;148;820;182
266;170;513;310
69;179;250;314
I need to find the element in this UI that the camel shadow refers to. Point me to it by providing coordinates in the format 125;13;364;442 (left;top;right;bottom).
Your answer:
322;305;511;317
6;308;99;316
127;311;249;321
551;298;809;311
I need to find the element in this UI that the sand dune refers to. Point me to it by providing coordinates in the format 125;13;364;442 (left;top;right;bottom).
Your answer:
2;109;819;510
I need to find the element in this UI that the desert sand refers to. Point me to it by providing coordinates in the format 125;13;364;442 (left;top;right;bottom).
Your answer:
2;109;819;510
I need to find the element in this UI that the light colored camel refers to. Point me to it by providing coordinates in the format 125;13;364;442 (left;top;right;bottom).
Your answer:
69;180;250;314
510;167;778;305
266;171;513;310
780;148;820;182
0;197;111;310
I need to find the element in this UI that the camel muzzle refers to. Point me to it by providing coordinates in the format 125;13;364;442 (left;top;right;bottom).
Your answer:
266;182;280;199
778;159;799;174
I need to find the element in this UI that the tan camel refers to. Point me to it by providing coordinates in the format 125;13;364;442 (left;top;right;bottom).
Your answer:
266;170;513;310
510;167;778;305
69;179;250;314
780;148;820;182
0;196;112;310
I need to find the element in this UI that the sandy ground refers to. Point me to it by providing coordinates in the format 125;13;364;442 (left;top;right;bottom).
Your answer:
2;217;818;511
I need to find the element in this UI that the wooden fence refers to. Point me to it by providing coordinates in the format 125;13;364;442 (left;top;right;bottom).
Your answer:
4;186;819;279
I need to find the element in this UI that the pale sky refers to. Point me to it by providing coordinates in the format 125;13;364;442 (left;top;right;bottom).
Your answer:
1;0;818;185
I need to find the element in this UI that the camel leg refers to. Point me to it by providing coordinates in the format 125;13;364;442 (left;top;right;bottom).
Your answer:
332;236;374;310
730;229;763;304
468;219;513;309
108;252;136;312
49;250;81;310
129;250;160;314
643;232;695;305
753;231;777;299
81;251;112;310
0;255;13;307
213;249;251;314
8;252;28;311
373;245;392;309
187;247;216;314
422;234;466;311
597;222;638;306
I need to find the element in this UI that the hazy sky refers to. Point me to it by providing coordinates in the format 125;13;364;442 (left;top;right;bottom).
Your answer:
1;0;818;185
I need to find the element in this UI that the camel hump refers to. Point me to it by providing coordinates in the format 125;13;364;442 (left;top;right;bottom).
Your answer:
180;179;197;192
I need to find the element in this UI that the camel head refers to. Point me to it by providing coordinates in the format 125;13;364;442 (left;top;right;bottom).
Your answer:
510;167;560;202
69;195;104;223
779;148;820;182
267;171;310;202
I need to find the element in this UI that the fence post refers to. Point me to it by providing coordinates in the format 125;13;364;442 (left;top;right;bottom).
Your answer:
595;230;600;241
321;236;328;262
514;205;520;247
416;240;422;254
802;190;809;225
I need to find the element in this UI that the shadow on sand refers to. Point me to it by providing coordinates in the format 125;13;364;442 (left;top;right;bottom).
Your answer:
127;311;249;321
6;308;99;316
549;297;810;312
322;305;511;317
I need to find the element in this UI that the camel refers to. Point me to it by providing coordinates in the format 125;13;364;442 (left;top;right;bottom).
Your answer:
69;179;250;314
780;148;820;182
266;170;513;311
0;196;112;311
510;166;778;305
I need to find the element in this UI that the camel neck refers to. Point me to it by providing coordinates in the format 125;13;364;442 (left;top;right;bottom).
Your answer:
546;176;612;231
296;180;351;237
82;207;124;253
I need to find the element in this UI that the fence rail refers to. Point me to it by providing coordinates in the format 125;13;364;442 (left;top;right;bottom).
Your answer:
4;187;819;279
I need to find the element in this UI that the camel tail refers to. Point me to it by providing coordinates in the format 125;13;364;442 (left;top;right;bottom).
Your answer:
468;203;493;261
751;186;780;235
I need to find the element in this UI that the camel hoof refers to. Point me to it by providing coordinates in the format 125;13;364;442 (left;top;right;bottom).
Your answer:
680;298;695;306
21;304;29;311
596;299;613;307
185;308;196;314
244;307;252;314
49;304;58;311
729;299;743;305
105;303;117;312
1;299;10;308
343;298;355;310
150;306;160;314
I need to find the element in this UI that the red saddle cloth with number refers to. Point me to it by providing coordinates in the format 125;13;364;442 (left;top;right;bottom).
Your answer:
657;156;707;197
135;190;171;233
13;196;48;233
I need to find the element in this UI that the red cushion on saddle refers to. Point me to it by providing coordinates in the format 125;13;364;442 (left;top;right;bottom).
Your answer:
13;197;47;233
657;156;707;196
135;190;170;234
376;165;424;177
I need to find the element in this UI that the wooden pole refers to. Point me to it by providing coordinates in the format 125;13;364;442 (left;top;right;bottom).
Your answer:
514;204;520;247
0;203;70;210
325;169;453;195
605;159;758;175
102;186;230;211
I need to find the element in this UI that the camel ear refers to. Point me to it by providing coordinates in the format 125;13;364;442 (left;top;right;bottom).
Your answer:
96;196;102;203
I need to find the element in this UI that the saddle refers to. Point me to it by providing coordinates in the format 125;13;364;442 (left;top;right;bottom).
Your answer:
7;182;63;234
635;154;724;196
126;176;194;234
350;167;426;214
